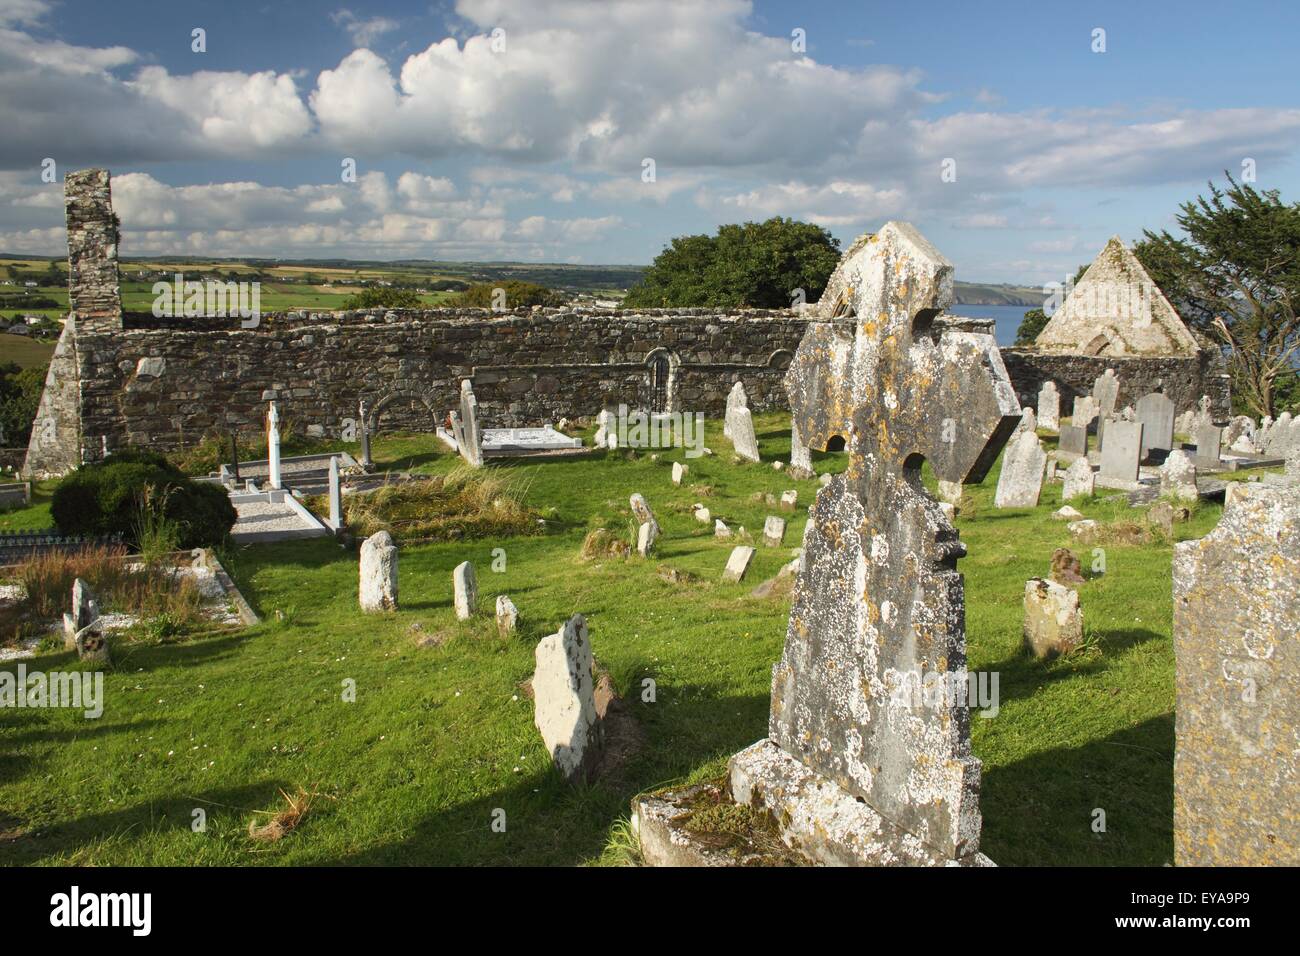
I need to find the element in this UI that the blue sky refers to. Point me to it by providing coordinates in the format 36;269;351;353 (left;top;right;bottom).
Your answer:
1;0;1297;284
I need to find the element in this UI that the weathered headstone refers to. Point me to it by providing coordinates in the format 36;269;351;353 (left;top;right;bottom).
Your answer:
726;405;761;463
762;515;786;547
453;560;477;619
1136;392;1175;458
693;505;711;523
358;398;373;470
721;545;755;582
994;429;1046;508
937;479;963;505
1173;484;1299;865
1058;424;1087;458
266;401;282;490
729;221;1018;865
671;461;687;485
327;455;343;531
790;420;814;477
1194;422;1222;465
1099;420;1143;482
1061;456;1095;500
723;381;748;439
533;613;603;782
629;493;659;535
1037;381;1060;432
779;490;797;511
359;531;398;611
1023;578;1083;659
635;521;656;557
64;577;100;651
450;379;483;467
714;518;731;538
593;407;614;448
496;595;518;636
1092;368;1119;421
1071;395;1099;431
1159;450;1198;502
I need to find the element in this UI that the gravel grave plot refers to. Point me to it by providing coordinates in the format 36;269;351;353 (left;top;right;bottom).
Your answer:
230;498;328;543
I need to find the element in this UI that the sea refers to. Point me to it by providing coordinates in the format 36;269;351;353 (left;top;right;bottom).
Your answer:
951;304;1035;348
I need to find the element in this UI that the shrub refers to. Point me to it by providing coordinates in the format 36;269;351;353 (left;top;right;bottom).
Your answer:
52;454;235;548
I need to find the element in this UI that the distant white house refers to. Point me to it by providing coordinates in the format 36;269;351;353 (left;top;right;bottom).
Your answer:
24;315;42;325
23;280;37;288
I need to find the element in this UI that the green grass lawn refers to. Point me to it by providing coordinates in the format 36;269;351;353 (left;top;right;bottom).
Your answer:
0;412;1221;865
0;332;55;369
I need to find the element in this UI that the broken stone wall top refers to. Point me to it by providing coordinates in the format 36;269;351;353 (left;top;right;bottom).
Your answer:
65;168;122;333
1034;237;1201;357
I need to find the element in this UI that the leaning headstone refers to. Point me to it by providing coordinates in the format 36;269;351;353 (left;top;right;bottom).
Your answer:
629;493;659;535
450;379;483;467
1061;456;1095;501
64;577;99;650
728;221;1017;866
1058;424;1087;458
359;531;399;611
1099;420;1143;482
266;401;282;490
495;595;518;636
1193;422;1222;465
533;613;603;782
1092;368;1119;421
1037;381;1060;432
1160;450;1198;502
1136;392;1175;458
726;405;760;463
1173;484;1299;865
762;515;786;547
635;521;657;557
671;461;687;485
723;381;748;439
994;429;1047;508
1023;578;1083;659
453;561;477;619
721;545;755;582
327;455;343;531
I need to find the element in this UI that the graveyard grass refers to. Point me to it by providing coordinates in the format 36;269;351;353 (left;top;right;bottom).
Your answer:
0;412;1230;866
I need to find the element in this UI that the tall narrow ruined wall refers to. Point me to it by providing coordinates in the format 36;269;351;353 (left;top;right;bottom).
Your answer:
68;308;809;455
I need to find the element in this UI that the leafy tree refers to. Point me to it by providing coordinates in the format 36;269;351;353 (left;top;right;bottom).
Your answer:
341;286;424;310
1134;175;1300;418
624;217;840;308
1015;308;1048;346
0;361;45;447
456;281;565;308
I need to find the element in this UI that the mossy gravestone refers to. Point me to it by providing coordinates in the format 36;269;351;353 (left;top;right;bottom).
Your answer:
1173;484;1299;865
729;222;1019;865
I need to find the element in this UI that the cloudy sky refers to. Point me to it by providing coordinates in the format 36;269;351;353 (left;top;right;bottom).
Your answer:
1;0;1298;283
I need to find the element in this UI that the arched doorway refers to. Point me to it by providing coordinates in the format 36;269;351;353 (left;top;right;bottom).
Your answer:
643;349;679;413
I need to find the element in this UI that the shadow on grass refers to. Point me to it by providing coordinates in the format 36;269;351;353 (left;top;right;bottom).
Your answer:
981;713;1173;866
982;628;1164;706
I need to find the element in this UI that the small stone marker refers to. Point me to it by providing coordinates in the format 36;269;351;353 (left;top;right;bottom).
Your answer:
1037;381;1060;432
629;493;659;535
533;614;603;782
726;405;761;463
65;578;100;653
1136;392;1175;458
1174;484;1299;865
453;560;477;619
779;490;797;511
937;479;962;504
636;521;657;557
1052;505;1083;521
1092;368;1119;421
1100;420;1143;482
1159;450;1198;502
1147;500;1174;536
722;545;755;582
327;455;343;531
1061;456;1095;500
762;515;785;547
495;595;518;636
994;429;1047;508
723;381;748;439
1023;578;1083;658
359;531;399;612
1050;547;1085;586
594;407;614;448
714;518;731;538
1058;424;1087;458
671;461;687;485
693;505;711;524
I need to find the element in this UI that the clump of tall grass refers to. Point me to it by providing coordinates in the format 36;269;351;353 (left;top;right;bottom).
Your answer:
318;465;542;541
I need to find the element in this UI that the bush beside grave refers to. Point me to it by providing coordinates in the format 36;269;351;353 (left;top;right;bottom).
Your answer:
51;449;236;548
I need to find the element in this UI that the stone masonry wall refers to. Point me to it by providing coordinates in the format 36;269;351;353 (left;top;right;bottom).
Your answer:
69;307;808;455
64;169;121;333
1001;348;1231;421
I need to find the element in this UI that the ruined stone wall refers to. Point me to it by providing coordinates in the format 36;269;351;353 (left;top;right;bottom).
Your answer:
1001;348;1231;420
66;307;808;456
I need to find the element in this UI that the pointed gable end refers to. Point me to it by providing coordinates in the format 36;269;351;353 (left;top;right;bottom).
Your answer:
1034;236;1201;357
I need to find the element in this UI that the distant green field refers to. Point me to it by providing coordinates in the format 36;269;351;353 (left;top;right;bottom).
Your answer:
0;332;55;369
